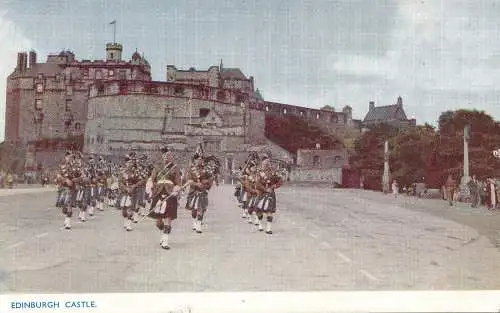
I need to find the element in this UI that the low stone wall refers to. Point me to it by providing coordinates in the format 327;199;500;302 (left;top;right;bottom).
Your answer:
289;168;342;185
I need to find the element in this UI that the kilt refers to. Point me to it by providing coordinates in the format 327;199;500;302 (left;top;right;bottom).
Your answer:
136;186;146;207
186;190;208;211
256;191;276;213
86;186;98;206
246;195;258;211
241;190;249;202
149;193;178;220
56;189;64;207
57;188;74;208
96;185;106;201
119;192;138;209
74;187;87;209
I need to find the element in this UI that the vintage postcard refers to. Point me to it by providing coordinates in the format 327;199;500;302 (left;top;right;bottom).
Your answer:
0;0;499;312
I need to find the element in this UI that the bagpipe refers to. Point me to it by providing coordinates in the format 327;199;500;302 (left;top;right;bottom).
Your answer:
266;158;290;183
193;143;221;177
241;151;290;183
202;155;221;177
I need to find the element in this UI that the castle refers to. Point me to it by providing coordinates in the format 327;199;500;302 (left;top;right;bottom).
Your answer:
4;41;414;183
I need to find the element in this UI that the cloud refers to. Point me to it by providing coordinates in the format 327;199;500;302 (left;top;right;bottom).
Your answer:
314;0;500;123
0;10;33;141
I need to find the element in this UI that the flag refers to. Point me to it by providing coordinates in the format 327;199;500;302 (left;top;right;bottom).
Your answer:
109;20;116;25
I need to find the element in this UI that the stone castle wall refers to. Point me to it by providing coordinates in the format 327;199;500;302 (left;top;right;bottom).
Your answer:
289;168;342;185
296;149;348;169
85;92;266;155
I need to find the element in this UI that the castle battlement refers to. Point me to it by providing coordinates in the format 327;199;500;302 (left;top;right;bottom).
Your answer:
86;79;354;129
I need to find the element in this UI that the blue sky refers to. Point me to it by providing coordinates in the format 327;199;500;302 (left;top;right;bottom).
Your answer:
1;0;500;140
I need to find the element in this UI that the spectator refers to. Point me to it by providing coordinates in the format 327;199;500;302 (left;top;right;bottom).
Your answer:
392;180;399;198
445;175;457;206
467;175;480;207
486;178;497;210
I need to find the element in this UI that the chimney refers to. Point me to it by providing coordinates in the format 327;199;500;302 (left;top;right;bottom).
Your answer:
29;51;37;68
16;52;23;71
22;52;28;72
369;101;375;111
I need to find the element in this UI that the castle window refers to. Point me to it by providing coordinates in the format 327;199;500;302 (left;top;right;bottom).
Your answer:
283;108;287;115
97;83;105;94
82;68;89;78
65;99;72;111
313;155;320;167
36;83;43;93
110;53;114;59
109;69;114;77
66;86;73;96
35;99;42;110
265;106;269;112
316;113;320;119
174;86;185;95
74;122;81;130
95;70;102;80
216;90;226;101
199;108;210;118
119;69;126;80
300;111;304;116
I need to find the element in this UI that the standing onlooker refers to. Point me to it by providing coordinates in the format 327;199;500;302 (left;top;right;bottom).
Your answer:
445;175;457;206
486;178;497;210
467;175;480;207
6;173;13;189
392;180;399;198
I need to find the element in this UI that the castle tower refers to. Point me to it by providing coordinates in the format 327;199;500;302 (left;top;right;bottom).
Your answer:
106;42;122;62
29;50;37;68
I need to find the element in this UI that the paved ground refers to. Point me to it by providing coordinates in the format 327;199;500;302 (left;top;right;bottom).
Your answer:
0;185;499;293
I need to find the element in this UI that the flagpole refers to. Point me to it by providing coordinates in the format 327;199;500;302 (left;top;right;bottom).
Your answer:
109;20;116;43
189;96;192;125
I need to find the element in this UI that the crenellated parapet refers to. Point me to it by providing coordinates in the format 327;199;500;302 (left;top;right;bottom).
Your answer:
263;101;354;130
88;79;261;108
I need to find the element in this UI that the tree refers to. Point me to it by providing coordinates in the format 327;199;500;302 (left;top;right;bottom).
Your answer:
352;109;499;190
0;142;26;173
435;109;500;182
389;124;437;187
351;123;399;190
265;115;342;154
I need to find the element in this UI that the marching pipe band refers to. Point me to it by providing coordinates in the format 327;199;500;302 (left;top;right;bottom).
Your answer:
53;146;285;249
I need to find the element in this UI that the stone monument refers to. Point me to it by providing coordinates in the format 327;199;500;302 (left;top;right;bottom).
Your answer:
382;140;390;193
461;124;471;185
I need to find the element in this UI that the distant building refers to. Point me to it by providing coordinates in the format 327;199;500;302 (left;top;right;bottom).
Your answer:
362;96;416;130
